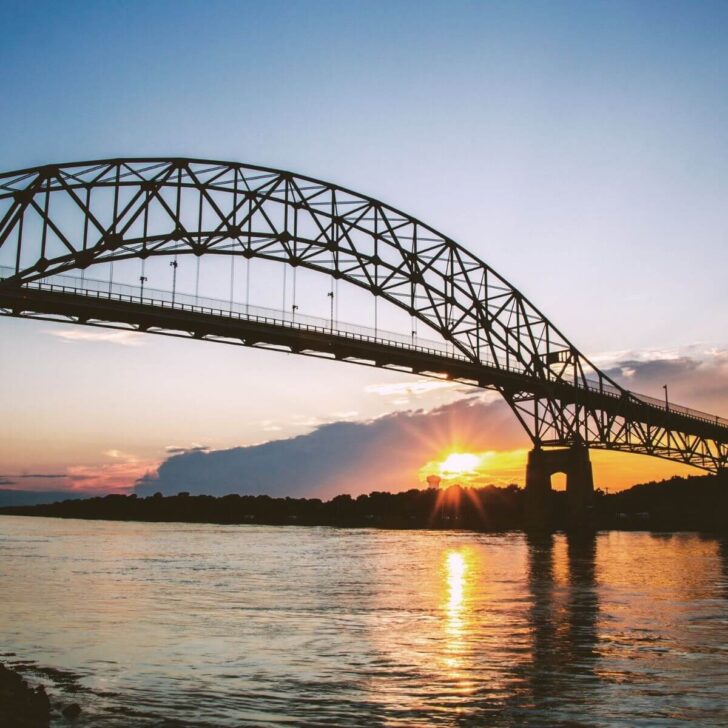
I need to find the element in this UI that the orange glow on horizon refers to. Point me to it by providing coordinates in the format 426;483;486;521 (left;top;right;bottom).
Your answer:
420;446;701;492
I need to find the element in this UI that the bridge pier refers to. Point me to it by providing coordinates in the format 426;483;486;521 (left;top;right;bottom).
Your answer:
525;446;595;532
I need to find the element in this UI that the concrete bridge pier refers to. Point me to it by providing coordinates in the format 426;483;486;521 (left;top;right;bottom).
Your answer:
525;446;595;531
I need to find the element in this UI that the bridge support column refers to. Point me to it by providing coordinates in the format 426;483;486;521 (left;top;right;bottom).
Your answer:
525;446;595;532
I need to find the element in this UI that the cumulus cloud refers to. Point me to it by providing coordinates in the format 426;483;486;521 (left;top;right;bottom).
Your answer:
605;348;728;415
133;347;728;500
135;396;524;499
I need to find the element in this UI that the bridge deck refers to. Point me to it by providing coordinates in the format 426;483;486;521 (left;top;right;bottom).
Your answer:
1;275;726;447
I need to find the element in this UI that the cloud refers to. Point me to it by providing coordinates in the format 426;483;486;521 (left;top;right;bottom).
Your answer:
0;473;66;479
604;348;728;415
164;444;211;455
45;328;143;346
136;395;525;499
0;473;69;490
67;458;156;492
132;347;728;500
364;380;459;397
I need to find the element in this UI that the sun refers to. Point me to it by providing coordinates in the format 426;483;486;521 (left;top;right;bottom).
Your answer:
438;452;481;477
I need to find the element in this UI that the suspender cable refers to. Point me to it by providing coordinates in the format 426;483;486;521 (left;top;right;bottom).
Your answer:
283;265;287;318
328;278;334;332
292;266;298;323
229;254;235;310
246;256;250;315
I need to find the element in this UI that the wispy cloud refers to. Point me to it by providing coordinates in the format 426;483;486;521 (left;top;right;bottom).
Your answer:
0;473;66;479
164;444;211;455
45;328;144;346
0;472;70;490
364;380;459;397
291;415;321;428
331;411;359;419
68;452;157;492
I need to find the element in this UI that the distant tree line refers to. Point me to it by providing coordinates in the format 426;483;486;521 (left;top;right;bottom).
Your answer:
1;472;726;533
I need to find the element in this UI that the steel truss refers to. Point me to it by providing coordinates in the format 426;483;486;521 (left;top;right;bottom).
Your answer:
0;158;726;471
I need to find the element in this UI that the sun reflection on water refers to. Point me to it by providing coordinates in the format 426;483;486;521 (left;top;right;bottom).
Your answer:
446;550;467;616
443;548;472;678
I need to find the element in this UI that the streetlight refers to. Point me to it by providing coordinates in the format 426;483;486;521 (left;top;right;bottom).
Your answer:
292;303;299;324
663;384;669;412
139;275;148;300
169;259;178;304
327;290;334;331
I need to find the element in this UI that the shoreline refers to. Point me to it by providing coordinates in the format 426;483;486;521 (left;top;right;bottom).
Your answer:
1;474;726;534
1;510;726;536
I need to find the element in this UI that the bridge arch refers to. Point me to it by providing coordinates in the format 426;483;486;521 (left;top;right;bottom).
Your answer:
1;158;726;472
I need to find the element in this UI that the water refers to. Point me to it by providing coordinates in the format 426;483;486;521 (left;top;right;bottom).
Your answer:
1;516;727;726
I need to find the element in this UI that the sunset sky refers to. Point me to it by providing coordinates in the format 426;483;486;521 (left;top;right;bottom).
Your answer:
1;1;727;497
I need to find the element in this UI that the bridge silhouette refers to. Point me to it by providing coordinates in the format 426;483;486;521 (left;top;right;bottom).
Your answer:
1;159;725;525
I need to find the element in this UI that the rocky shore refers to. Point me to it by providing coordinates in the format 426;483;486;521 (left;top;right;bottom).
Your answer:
0;662;50;727
0;661;83;726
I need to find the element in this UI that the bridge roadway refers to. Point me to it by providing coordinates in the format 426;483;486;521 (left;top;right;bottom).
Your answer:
1;275;726;449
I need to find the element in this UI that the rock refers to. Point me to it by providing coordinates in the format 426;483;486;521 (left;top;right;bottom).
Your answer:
0;662;51;727
62;702;82;719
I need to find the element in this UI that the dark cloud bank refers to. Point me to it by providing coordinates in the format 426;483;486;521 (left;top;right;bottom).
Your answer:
136;396;522;499
135;350;728;500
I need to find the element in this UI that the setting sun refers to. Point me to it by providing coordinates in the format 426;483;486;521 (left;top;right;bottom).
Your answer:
439;453;481;477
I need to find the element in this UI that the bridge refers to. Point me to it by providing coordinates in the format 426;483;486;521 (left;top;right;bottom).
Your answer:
0;159;726;526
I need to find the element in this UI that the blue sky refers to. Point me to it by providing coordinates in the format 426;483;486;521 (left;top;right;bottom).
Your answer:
1;0;727;493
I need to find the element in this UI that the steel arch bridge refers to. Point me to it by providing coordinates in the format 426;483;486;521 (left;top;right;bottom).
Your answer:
0;158;726;477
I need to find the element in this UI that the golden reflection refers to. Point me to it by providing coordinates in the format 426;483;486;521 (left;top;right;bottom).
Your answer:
446;550;467;615
442;548;472;676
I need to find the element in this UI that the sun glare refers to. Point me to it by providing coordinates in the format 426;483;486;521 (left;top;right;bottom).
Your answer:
439;452;481;477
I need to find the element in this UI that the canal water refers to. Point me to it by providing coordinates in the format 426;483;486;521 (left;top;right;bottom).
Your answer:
1;515;727;726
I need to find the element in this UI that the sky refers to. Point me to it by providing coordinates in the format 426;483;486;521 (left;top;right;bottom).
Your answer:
1;0;727;497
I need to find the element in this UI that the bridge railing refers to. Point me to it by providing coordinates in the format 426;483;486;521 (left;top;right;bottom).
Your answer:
0;266;477;364
626;390;727;427
3;266;727;429
580;375;728;427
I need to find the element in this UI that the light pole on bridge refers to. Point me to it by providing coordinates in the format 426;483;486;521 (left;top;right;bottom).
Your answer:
327;290;334;332
663;384;669;412
169;259;178;304
139;275;148;301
